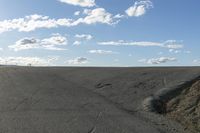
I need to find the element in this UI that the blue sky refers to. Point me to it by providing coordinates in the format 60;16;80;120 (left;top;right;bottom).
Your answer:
0;0;200;66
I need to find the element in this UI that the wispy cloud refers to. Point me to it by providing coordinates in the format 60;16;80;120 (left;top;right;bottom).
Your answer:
169;49;191;54
88;49;118;54
169;49;181;54
139;57;177;64
164;40;183;49
0;9;119;34
75;34;93;40
98;40;162;47
98;40;183;49
114;14;125;19
66;57;88;65
193;59;200;64
9;34;67;51
59;0;96;7
184;51;191;54
73;41;81;46
126;0;153;17
0;56;57;66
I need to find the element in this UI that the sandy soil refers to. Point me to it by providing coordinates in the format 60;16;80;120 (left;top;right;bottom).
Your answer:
166;80;200;133
0;66;199;133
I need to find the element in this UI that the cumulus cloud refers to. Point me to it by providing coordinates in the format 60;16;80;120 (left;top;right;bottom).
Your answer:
76;8;118;25
0;9;118;34
0;14;72;33
66;57;88;65
139;57;177;64
75;34;93;40
0;57;56;66
126;0;153;17
98;40;184;49
88;49;118;54
59;0;95;7
9;34;67;51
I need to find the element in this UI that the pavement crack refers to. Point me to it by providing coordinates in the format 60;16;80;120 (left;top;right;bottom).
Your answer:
12;98;29;111
95;83;112;89
88;127;96;133
87;112;102;133
12;88;41;111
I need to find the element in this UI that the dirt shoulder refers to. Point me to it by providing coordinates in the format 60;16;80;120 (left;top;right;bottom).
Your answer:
166;80;200;133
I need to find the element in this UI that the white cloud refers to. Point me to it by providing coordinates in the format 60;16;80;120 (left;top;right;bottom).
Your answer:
165;45;183;49
9;38;40;51
0;14;73;33
139;57;177;64
66;57;88;65
126;0;153;17
76;8;118;25
0;57;56;66
73;41;81;45
73;33;93;45
169;49;191;54
158;52;163;55
128;54;133;57
59;0;95;7
88;49;118;54
169;49;181;54
75;34;93;40
114;59;119;62
164;40;183;49
47;56;59;63
173;50;181;54
0;48;3;51
83;9;91;15
98;40;162;47
114;14;125;19
193;59;200;64
184;51;191;54
0;10;118;34
9;34;67;51
98;40;184;49
74;11;81;16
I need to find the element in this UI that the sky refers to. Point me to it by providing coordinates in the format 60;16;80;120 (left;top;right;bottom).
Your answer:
0;0;200;66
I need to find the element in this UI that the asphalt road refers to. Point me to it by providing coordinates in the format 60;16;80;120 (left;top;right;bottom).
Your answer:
0;66;200;133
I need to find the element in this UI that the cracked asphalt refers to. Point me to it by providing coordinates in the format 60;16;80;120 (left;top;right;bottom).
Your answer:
0;66;200;133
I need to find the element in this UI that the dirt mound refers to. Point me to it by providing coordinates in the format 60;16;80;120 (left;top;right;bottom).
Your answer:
166;80;200;133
